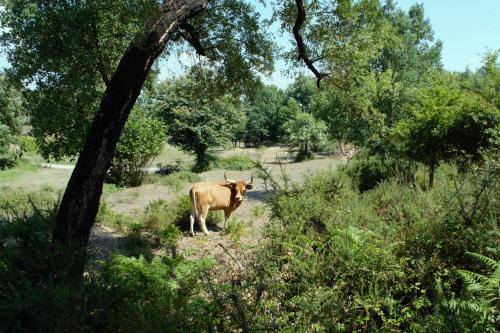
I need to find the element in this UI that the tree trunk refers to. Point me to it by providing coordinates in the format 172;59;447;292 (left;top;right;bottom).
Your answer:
51;0;208;284
195;146;207;167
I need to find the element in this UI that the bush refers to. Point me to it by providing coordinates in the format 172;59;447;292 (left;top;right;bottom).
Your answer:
0;189;90;333
147;171;201;191
106;111;166;187
86;255;215;333
225;159;499;331
343;149;417;192
2;156;498;332
192;154;255;172
141;198;185;251
215;155;256;171
282;112;328;161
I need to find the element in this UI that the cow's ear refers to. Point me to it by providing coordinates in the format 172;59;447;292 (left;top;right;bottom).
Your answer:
246;184;253;190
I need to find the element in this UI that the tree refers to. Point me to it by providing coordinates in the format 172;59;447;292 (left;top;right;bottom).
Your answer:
243;84;287;146
0;74;25;154
283;112;327;161
1;0;274;283
277;0;442;147
390;73;499;188
107;110;166;186
275;97;302;140
156;76;246;167
458;51;499;109
285;74;317;112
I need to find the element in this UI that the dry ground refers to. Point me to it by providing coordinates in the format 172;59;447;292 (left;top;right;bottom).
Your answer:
1;146;354;264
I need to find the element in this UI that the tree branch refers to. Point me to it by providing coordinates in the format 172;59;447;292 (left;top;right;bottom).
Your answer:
292;0;327;87
179;21;207;56
89;9;110;86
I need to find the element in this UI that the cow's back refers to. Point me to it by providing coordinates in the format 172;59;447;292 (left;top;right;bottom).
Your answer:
190;182;232;210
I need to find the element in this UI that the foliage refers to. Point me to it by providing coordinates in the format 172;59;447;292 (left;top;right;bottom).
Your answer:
202;154;256;172
106;110;166;187
147;171;201;192
151;76;246;166
140;198;185;252
242;84;288;146
0;0;273;159
282;112;327;161
285;75;317;111
458;51;500;109
281;0;442;146
0;192;215;332
437;249;500;332
2;159;499;332
389;72;499;187
230;160;499;331
0;188;86;333
86;255;215;333
225;218;245;246
0;0;158;159
0;74;25;155
344;149;417;192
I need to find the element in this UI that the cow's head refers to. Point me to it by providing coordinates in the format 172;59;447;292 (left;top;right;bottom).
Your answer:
224;171;253;202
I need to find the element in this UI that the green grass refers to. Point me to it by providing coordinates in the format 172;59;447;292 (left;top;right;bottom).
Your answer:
0;159;40;183
146;171;201;191
151;144;194;166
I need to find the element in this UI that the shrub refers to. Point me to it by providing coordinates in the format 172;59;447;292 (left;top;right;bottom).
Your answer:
147;171;201;191
86;255;215;333
192;154;255;172
343;149;417;192
228;160;500;331
282;112;328;161
95;202;136;232
141;198;185;251
436;248;500;333
215;155;255;171
106;111;166;187
225;218;245;246
0;189;91;333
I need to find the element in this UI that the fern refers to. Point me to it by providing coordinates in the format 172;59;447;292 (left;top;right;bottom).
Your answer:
441;248;499;332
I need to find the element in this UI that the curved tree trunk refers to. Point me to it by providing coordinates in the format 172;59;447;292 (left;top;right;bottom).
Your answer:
52;0;207;284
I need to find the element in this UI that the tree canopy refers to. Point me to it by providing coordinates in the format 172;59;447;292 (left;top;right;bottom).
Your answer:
0;74;25;153
0;0;274;159
152;75;246;166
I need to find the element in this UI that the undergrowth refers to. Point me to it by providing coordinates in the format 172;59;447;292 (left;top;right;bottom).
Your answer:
1;155;498;332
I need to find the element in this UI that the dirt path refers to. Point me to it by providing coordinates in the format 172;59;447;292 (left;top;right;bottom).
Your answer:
94;147;354;262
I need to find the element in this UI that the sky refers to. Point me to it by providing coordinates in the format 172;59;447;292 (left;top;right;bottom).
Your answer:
1;0;498;89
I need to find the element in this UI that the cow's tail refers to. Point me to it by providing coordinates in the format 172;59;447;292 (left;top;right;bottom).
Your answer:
189;189;198;219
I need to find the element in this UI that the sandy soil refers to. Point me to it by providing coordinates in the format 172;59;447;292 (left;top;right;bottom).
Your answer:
96;146;355;262
1;146;354;263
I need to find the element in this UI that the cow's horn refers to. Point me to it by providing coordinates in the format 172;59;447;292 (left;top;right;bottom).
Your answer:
224;171;236;184
245;173;253;185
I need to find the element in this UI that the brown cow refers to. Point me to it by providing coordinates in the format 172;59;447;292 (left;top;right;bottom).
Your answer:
189;172;253;236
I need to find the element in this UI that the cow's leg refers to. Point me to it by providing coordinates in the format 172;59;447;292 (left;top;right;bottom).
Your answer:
189;214;195;237
223;209;231;231
189;189;197;237
199;206;210;236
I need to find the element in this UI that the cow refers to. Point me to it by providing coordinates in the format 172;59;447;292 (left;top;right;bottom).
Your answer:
188;172;253;236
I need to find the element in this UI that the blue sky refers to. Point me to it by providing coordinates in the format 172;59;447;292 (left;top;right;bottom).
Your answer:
1;0;498;89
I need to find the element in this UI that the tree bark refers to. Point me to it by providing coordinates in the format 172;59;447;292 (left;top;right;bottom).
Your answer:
195;146;207;167
52;0;208;284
